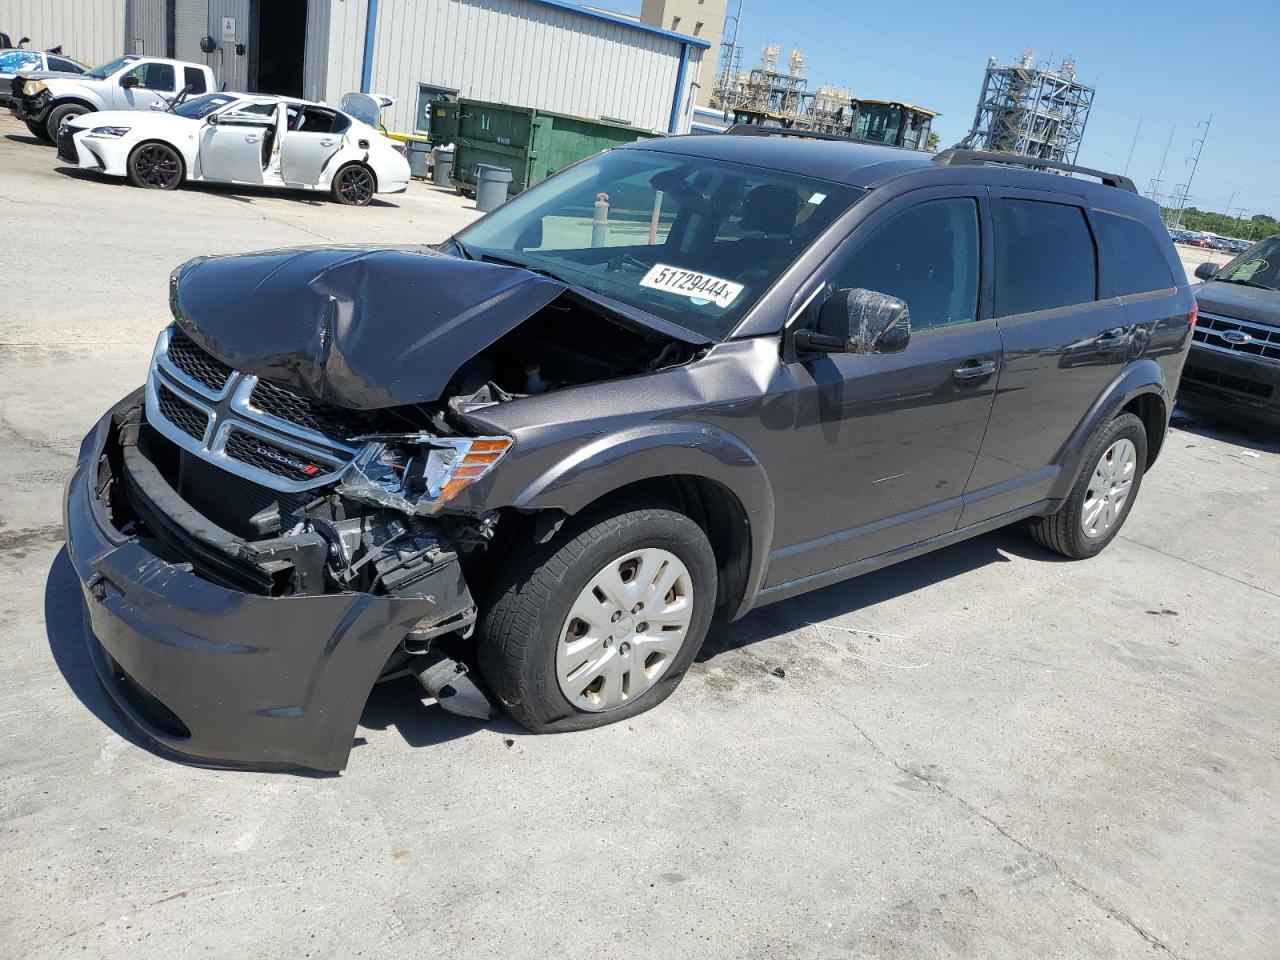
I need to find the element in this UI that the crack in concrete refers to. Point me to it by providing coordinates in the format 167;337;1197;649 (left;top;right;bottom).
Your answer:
1120;535;1280;601
821;694;1190;960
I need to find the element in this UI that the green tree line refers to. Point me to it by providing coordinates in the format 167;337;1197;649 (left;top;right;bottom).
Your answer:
1161;206;1280;240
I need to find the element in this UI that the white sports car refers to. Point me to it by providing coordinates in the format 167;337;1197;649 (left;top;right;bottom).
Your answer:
56;91;410;205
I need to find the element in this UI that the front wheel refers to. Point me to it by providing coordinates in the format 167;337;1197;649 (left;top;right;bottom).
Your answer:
331;164;376;205
1030;412;1147;559
45;103;89;142
126;142;185;190
478;499;718;733
26;119;53;143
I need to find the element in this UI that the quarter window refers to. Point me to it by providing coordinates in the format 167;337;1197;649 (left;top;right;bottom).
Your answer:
1094;212;1176;296
996;199;1097;315
830;197;980;330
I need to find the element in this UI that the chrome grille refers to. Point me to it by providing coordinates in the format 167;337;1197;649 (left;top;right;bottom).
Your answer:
248;378;380;440
1192;312;1280;364
167;326;233;392
144;326;360;494
156;383;209;441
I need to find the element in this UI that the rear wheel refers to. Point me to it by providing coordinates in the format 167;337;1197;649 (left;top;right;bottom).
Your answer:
45;103;88;142
478;499;717;733
25;119;53;143
1030;412;1147;559
331;163;376;205
126;142;184;190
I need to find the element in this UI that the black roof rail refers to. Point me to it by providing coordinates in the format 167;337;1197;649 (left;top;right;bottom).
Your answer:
723;124;853;143
932;148;1137;193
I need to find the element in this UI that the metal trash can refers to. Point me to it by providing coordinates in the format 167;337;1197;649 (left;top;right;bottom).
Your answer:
474;163;513;212
405;136;431;179
430;147;454;187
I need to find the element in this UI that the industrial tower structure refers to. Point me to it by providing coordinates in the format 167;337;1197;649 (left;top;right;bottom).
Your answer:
961;49;1094;163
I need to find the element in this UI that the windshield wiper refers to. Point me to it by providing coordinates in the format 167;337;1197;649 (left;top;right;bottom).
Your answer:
446;237;474;260
1217;277;1277;291
479;253;573;286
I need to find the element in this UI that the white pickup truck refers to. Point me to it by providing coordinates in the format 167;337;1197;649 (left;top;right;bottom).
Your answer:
10;54;215;142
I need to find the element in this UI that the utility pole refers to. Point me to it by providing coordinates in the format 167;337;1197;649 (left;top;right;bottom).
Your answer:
1172;115;1212;232
1230;206;1248;236
1171;183;1190;231
1123;114;1143;176
1154;122;1175;188
717;0;744;118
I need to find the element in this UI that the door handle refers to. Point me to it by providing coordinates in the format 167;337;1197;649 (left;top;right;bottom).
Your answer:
953;359;997;383
319;138;335;147
244;135;260;143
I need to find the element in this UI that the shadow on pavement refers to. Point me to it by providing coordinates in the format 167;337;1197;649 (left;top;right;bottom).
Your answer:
45;521;1064;762
48;164;399;207
1171;407;1280;455
701;525;1056;662
5;132;49;146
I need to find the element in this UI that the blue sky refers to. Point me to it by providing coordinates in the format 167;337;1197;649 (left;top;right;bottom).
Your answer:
615;0;1280;219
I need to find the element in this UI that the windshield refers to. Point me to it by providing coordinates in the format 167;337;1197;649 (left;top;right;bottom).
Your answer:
455;149;860;339
87;55;138;80
0;50;41;74
174;93;237;119
1215;237;1280;291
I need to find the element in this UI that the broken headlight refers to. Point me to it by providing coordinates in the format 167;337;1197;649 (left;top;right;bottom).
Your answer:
22;79;46;97
337;435;513;515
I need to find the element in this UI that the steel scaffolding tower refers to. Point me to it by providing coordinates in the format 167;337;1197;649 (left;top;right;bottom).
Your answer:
961;49;1094;164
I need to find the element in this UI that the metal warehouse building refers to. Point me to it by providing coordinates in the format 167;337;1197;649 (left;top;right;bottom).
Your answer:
0;0;707;133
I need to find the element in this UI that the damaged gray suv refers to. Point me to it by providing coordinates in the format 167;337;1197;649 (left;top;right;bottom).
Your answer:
64;134;1194;771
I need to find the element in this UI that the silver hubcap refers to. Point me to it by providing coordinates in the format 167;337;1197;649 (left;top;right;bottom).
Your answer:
556;548;694;712
1082;437;1137;539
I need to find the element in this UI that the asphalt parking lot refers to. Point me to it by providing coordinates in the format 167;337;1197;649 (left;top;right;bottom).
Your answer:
2;113;1277;960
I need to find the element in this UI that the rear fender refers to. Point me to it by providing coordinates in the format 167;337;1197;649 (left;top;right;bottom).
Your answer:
1048;358;1169;502
508;422;775;619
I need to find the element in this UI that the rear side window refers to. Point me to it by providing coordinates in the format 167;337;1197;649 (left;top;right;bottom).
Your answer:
1094;212;1176;295
831;197;980;330
183;67;207;94
996;199;1097;315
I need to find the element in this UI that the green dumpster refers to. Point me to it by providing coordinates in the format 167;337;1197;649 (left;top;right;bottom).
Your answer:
449;99;659;196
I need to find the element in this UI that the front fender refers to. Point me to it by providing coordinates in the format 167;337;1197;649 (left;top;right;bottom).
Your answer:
509;422;776;620
47;82;108;110
1048;357;1169;501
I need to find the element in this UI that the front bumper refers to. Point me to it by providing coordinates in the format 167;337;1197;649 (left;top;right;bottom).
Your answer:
64;392;474;771
1178;343;1280;427
11;93;49;124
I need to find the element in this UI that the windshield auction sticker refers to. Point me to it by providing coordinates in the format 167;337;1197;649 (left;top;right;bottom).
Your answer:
639;264;744;309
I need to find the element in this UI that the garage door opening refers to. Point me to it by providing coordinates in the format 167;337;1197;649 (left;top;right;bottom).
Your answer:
251;0;308;97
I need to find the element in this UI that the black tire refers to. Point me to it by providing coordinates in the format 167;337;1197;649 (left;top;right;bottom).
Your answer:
45;102;89;142
478;498;718;733
331;163;376;205
1030;412;1147;559
126;141;185;190
25;119;53;143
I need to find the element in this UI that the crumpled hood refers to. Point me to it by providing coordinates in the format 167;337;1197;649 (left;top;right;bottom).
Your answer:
170;246;566;409
1195;280;1280;328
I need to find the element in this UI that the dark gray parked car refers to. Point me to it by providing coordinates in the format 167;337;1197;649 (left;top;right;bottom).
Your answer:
64;136;1194;771
1181;235;1280;426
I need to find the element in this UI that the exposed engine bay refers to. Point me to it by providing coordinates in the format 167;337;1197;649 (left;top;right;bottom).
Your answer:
125;248;701;612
